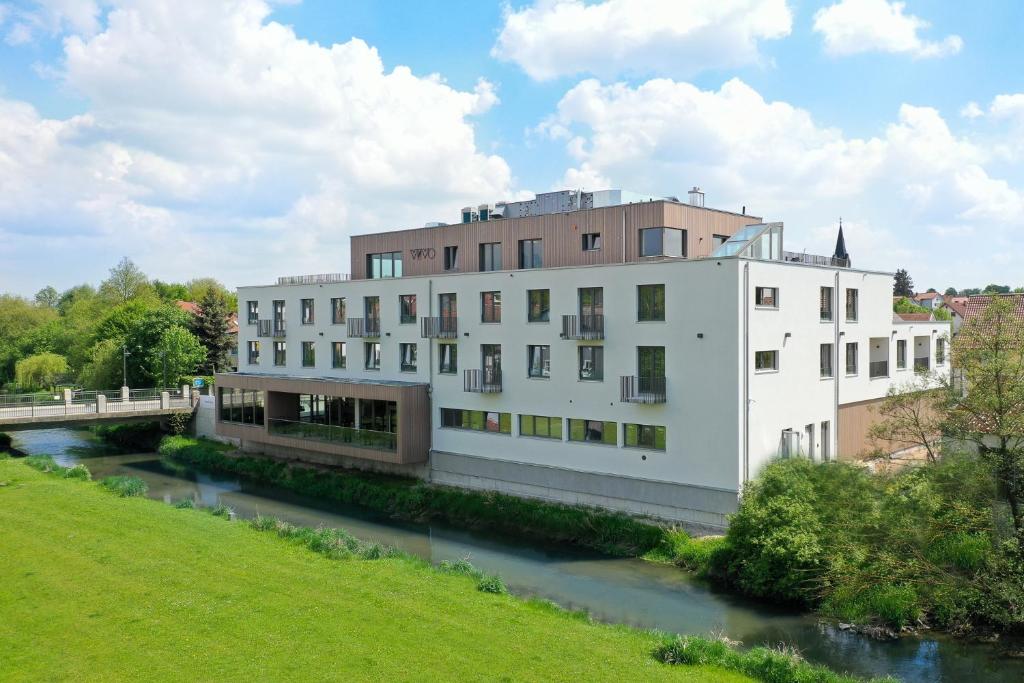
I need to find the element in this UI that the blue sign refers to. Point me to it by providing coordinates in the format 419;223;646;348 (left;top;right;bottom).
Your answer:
193;378;205;388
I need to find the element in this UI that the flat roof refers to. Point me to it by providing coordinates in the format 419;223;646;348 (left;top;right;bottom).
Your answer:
228;372;428;388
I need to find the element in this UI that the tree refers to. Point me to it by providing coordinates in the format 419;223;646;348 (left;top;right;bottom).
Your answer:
34;286;59;308
934;307;952;321
926;287;938;293
0;295;58;385
893;297;930;315
983;284;1011;295
99;257;151;304
149;325;206;386
963;288;982;296
869;374;946;462
945;287;959;296
152;280;190;304
192;290;233;374
944;297;1024;550
14;353;69;390
894;269;914;297
79;339;123;390
187;278;237;313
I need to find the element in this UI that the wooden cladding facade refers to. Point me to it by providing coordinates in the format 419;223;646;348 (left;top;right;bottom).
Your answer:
214;373;430;464
350;201;760;279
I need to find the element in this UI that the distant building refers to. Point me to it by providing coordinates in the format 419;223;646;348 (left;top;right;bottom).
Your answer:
939;296;969;334
912;291;944;310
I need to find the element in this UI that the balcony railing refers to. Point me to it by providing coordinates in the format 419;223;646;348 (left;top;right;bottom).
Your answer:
256;320;286;338
869;360;889;378
783;251;850;268
276;273;350;285
914;357;930;373
464;368;502;393
561;314;604;340
421;316;458;339
268;418;396;451
620;376;667;404
348;318;381;338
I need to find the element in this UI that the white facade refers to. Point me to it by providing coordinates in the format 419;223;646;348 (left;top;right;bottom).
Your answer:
230;255;951;527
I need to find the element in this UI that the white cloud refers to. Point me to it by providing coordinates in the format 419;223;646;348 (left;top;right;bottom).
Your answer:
960;101;983;119
540;77;1024;285
990;93;1024;120
3;0;102;44
813;0;962;59
0;0;512;294
492;0;792;81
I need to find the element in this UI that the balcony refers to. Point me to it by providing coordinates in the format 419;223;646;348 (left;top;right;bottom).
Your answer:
914;357;930;373
268;418;396;451
421;316;458;339
620;376;667;404
257;320;286;338
348;318;381;338
464;368;502;393
869;360;889;379
783;250;850;268
560;314;604;340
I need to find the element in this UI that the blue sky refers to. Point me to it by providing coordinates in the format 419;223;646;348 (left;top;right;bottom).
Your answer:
2;0;1023;297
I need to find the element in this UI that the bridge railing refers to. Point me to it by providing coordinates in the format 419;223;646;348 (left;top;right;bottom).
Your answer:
0;387;192;419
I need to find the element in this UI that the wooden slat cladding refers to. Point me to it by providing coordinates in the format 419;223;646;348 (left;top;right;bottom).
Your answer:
837;396;936;460
350;201;760;279
214;374;430;464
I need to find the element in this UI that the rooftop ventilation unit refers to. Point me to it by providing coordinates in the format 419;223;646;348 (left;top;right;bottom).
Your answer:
688;186;705;207
478;203;496;221
461;207;478;224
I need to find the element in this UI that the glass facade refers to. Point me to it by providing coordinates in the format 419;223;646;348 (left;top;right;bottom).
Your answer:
367;251;402;279
219;388;265;425
440;408;512;434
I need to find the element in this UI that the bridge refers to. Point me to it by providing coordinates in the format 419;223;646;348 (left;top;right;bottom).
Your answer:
0;386;195;430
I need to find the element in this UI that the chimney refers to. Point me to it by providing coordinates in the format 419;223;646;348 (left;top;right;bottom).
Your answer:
688;186;704;207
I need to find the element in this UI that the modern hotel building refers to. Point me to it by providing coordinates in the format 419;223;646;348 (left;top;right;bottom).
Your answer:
216;189;950;527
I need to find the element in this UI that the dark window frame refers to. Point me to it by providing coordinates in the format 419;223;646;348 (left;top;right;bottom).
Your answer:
527;289;550;323
399;294;417;324
331;341;346;369
637;284;665;322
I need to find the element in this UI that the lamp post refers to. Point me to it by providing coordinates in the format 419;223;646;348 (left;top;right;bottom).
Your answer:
122;345;131;388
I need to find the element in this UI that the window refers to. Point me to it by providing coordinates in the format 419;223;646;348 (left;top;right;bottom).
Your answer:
365;342;381;370
219;388;265;425
820;343;833;378
568;418;617;445
301;298;314;325
481;344;501;379
518;238;543;269
479;242;502;272
439;292;457;320
897;339;907;369
527;289;550;322
712;234;729;249
846;289;859;322
332;341;346;369
366;251;402;279
481;291;501;323
581;233;601;251
578;346;603;381
520;415;563;440
579;287;603;319
301;341;315;367
845;342;858;375
246;300;259;325
638;284;665;322
624;424;666;451
331;297;346;324
440;408;511;434
439;344;457;374
273;300;285;324
638;346;666;379
399;294;417;324
820;287;834;321
274;341;286;366
443;245;458;271
247;341;260;365
400;343;417;372
639;227;685;258
755;350;778;372
364;296;380;320
936;338;946;365
755;287;778;308
527;345;550;378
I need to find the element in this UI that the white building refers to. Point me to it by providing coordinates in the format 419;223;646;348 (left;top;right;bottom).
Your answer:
216;192;950;528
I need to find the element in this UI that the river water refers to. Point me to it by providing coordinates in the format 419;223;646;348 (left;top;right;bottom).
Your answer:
11;428;1024;682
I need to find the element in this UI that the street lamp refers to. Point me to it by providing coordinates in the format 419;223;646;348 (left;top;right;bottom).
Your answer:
122;345;131;388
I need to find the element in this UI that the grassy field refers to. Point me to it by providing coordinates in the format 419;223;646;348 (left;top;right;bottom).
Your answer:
0;459;748;682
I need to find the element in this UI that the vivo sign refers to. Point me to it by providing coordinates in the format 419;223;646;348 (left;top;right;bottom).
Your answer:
410;248;436;260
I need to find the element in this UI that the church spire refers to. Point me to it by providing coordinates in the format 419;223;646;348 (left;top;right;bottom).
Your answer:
833;218;850;267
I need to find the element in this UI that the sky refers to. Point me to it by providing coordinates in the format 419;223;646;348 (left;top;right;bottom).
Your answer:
1;0;1023;298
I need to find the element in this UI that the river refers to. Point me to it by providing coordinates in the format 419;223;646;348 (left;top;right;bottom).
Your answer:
10;427;1023;682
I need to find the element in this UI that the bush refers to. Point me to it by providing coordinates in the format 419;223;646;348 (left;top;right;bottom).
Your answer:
209;504;233;518
166;413;192;436
476;575;507;594
100;476;148;498
160;435;665;557
62;464;92;481
174;498;195;509
648;529;728;574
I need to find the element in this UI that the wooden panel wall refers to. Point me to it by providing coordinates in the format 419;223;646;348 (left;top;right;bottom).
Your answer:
350;201;760;279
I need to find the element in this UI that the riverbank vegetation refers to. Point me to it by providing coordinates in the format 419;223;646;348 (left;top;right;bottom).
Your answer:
0;457;760;682
0;257;235;392
158;435;665;557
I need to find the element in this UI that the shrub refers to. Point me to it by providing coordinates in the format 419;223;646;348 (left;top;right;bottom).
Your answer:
209;504;233;518
439;558;482;578
476;575;507;595
174;498;195;509
24;455;59;473
100;476;148;498
62;464;92;481
166;412;192;436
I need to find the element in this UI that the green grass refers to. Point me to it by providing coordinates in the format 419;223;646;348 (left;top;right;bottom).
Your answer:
0;459;749;682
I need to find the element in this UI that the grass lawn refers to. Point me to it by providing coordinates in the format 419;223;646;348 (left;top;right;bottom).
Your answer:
0;460;748;682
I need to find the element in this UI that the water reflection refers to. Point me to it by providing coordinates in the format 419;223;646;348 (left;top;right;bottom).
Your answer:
11;428;1024;683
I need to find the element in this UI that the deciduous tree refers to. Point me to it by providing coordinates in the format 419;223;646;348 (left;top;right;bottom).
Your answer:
14;352;69;390
149;325;206;386
100;257;151;304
